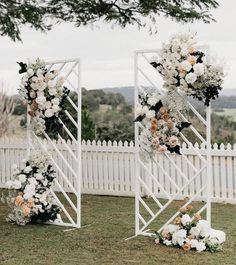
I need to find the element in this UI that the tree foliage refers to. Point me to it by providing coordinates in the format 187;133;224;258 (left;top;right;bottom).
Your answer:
1;0;219;41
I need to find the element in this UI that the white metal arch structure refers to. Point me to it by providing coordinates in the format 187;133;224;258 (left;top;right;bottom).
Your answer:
27;58;81;228
134;49;212;237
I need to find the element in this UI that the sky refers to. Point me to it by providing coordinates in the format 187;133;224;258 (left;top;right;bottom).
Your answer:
0;1;235;94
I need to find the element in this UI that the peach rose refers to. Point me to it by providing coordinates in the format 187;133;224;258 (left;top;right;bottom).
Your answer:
151;118;158;125
21;204;31;216
150;124;158;133
158;145;168;153
162;112;170;121
179;69;187;78
187;235;194;240
194;213;202;221
159;107;167;114
179;207;188;214
186;204;193;212
15;195;24;206
174;217;182;225
187;55;197;65
152;137;160;146
182;243;191;251
169;136;179;147
27;198;35;208
31;99;38;111
188;46;197;54
155;238;160;244
28;110;36;117
167;119;174;129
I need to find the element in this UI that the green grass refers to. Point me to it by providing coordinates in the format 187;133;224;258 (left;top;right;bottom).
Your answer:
214;108;236;122
0;194;236;265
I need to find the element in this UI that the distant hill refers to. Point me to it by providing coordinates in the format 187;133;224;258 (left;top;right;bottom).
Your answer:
102;87;134;105
102;86;236;107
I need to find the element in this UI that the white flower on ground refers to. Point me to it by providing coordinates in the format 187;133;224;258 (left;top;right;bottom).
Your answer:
196;241;206;252
196;220;211;237
163;240;172;246
172;229;187;246
181;214;191;226
185;72;197;84
209;229;226;244
190;239;199;249
189;226;200;238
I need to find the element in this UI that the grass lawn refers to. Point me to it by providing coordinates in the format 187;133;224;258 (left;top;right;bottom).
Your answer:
0;193;236;265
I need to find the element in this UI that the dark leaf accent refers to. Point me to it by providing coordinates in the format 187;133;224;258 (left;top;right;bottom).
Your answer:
134;114;145;122
150;100;163;112
167;145;181;155
177;122;191;132
17;61;28;74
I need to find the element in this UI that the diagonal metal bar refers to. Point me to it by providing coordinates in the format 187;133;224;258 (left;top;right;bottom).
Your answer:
151;158;180;190
58;118;77;142
138;176;164;209
50;188;76;225
66;96;79;112
42;130;78;178
157;184;207;233
138;159;171;200
139;196;155;217
163;153;189;183
64;110;78;128
138;214;147;225
58;134;77;161
181;152;198;172
30;134;77;194
138;164;207;233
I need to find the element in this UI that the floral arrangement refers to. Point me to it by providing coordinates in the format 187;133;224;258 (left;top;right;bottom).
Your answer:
155;203;226;252
1;151;61;225
150;32;224;106
18;59;69;136
135;90;191;157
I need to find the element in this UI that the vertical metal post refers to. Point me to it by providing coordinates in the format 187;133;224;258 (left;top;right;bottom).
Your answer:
206;104;212;227
134;51;140;235
26;106;31;157
77;59;82;228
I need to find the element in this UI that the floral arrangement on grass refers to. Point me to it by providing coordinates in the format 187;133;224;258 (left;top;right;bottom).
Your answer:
1;151;61;225
135;90;191;157
18;58;69;136
150;32;224;106
155;203;226;253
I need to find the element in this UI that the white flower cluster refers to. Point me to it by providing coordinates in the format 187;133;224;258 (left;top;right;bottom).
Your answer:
18;58;68;135
150;32;224;106
155;210;225;253
4;151;60;225
136;90;187;159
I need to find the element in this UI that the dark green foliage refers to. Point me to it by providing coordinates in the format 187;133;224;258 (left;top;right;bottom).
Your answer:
1;0;219;42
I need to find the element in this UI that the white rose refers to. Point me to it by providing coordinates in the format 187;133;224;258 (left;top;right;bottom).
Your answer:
18;174;26;183
49;88;57;96
34;173;44;180
193;63;205;76
36;95;46;106
23;184;35;200
189;226;200;238
52;104;61;113
163;240;172;246
11;180;22;189
52;98;60;106
36;69;43;76
180;60;192;72
185;72;197;84
209;229;226;244
196;220;210;237
172;229;187;246
141;106;149;115
44;101;52;109
181;214;191;226
27;69;34;77
147;95;160;106
196;242;206;252
180;48;189;56
146;110;155;119
190;239;199;249
136;106;143;116
167;224;179;234
57;77;64;87
28;178;37;186
45;108;54;118
24;166;32;174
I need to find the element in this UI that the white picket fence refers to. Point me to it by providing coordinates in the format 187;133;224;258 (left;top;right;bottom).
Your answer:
0;138;236;203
